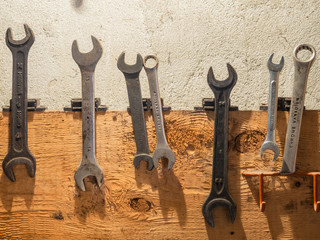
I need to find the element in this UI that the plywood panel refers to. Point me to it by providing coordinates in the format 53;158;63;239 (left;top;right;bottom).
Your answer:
0;111;319;239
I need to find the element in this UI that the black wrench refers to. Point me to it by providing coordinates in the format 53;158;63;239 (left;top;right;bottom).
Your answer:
202;64;237;227
2;24;36;182
117;52;153;171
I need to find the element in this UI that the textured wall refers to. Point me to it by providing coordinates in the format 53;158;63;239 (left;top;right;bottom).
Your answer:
0;0;319;110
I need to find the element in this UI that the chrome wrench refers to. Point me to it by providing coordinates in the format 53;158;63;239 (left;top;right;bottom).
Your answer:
202;64;237;227
117;52;154;171
260;54;284;161
144;55;176;169
72;36;103;191
281;44;316;174
3;24;36;182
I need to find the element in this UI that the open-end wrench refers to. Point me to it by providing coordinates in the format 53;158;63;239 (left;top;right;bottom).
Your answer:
117;52;154;171
260;54;284;161
202;64;237;227
144;55;176;169
2;24;36;182
281;44;316;174
72;36;103;191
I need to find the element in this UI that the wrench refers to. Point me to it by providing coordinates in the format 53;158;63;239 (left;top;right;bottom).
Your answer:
72;36;103;191
202;64;237;227
144;55;176;169
281;44;316;174
2;24;36;182
117;52;154;171
260;54;284;161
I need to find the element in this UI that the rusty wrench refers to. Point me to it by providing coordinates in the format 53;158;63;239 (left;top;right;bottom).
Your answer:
144;55;176;169
117;52;154;171
260;54;284;161
281;44;316;174
202;64;237;227
3;24;36;181
72;36;103;191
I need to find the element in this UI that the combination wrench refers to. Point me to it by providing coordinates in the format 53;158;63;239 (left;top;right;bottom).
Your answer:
117;52;154;171
202;64;237;227
144;55;176;169
260;54;284;161
281;44;316;174
3;24;36;182
72;36;104;191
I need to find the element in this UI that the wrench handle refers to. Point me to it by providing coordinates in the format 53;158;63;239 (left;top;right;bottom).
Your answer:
81;70;96;163
145;60;168;147
212;90;231;195
10;49;29;152
265;71;279;142
124;75;151;155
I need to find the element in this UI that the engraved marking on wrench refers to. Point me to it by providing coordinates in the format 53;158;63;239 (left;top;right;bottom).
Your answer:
281;44;316;174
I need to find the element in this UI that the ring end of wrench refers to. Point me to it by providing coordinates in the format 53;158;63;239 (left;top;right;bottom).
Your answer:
74;163;103;191
260;141;280;161
2;155;36;182
152;148;176;170
133;154;154;171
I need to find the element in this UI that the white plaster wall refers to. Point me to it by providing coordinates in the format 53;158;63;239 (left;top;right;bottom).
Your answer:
0;0;319;110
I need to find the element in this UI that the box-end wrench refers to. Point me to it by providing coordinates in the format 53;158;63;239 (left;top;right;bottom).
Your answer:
202;64;237;227
260;54;284;161
72;36;103;191
2;24;36;182
281;44;316;174
117;52;154;171
143;55;176;169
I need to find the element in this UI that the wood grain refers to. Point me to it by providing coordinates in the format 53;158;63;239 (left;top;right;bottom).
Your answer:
0;110;319;239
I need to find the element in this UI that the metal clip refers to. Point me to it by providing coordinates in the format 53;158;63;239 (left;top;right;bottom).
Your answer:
3;98;46;112
64;98;107;112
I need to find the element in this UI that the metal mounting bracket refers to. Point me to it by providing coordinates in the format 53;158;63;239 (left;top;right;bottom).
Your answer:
64;98;107;112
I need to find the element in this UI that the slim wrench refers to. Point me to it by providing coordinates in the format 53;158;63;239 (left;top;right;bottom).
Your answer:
202;64;237;227
72;36;103;191
3;24;36;181
281;44;316;174
260;54;284;161
144;55;176;169
117;52;154;171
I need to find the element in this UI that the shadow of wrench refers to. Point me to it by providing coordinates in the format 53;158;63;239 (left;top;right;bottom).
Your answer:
260;54;284;161
3;24;36;182
202;64;237;227
281;44;316;174
117;52;154;171
72;36;103;191
144;55;176;169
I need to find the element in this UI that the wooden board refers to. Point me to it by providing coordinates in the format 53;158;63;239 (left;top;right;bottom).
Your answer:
0;110;319;239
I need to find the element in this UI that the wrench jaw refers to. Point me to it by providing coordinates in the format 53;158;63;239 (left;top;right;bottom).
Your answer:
133;154;154;171
207;64;237;93
260;141;280;162
2;151;36;182
267;54;284;72
152;147;176;170
74;163;103;192
202;195;237;227
117;52;143;75
6;24;35;50
72;36;103;71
